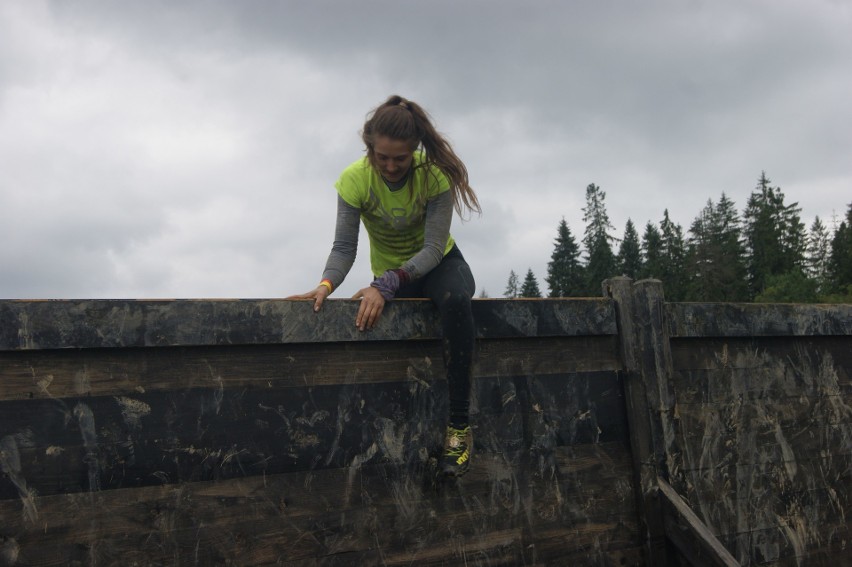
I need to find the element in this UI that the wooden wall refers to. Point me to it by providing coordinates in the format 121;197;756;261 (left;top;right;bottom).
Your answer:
2;289;850;567
666;302;852;566
0;298;642;566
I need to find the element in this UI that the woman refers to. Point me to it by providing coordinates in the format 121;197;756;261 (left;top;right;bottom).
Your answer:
289;95;480;477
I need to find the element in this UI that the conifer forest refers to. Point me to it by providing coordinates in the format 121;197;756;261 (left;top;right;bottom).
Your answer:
503;172;852;303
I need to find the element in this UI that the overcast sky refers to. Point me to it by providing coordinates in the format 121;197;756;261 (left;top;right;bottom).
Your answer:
1;0;850;300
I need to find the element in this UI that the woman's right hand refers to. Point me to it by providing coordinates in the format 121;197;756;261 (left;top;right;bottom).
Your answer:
286;285;330;312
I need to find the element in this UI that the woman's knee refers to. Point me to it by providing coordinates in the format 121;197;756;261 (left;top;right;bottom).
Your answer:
436;288;473;317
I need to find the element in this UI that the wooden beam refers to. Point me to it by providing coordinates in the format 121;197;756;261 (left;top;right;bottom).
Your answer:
657;477;740;567
0;298;617;351
630;280;680;479
666;302;852;338
604;277;669;566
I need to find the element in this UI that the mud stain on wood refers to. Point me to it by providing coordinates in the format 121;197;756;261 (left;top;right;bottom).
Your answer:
114;396;151;429
677;342;852;566
73;402;100;493
0;434;38;524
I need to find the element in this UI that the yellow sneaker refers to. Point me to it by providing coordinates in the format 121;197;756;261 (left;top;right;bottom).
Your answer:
441;425;472;477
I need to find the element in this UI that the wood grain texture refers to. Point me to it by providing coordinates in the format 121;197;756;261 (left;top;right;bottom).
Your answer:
0;441;642;566
669;333;852;566
0;368;629;500
3;293;852;566
0;298;616;351
667;302;852;338
0;336;620;401
606;277;670;566
657;477;739;567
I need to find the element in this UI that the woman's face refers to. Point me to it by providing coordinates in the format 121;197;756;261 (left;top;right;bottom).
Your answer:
372;136;414;183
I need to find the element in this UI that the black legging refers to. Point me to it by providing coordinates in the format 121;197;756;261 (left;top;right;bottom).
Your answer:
395;245;475;427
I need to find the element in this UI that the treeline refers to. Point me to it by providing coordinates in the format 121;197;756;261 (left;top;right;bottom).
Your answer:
502;172;852;303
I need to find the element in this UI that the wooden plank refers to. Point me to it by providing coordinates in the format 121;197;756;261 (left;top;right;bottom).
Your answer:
752;524;852;566
666;302;852;338
521;524;644;566
0;442;635;525
657;477;740;566
532;539;645;567
674;373;852;407
629;280;681;482
717;521;852;566
677;431;852;477
605;276;665;566
0;442;640;565
681;482;851;527
0;298;617;352
0;341;442;400
0;370;628;452
0;364;630;498
686;455;852;490
677;401;852;437
0;336;620;401
677;463;851;564
475;371;627;426
476;336;620;375
472;297;617;338
669;336;852;376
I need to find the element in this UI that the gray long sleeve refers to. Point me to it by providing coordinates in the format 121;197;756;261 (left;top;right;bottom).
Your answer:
401;189;453;279
320;195;360;290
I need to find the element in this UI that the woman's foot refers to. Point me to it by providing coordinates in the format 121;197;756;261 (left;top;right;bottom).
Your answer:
441;425;472;477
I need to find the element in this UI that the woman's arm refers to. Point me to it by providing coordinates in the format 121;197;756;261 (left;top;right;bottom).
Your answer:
287;195;359;312
401;190;453;279
321;195;361;289
357;191;453;330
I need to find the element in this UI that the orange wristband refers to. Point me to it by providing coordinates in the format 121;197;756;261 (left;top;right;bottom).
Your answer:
319;279;333;293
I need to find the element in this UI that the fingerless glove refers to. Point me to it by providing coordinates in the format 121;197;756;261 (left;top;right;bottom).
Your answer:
369;269;410;301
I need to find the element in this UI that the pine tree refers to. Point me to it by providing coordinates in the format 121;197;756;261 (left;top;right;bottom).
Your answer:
805;216;832;295
685;200;717;301
504;270;520;298
582;183;617;294
685;194;748;302
640;222;665;280
714;193;750;301
659;209;688;301
546;218;585;297
520;268;542;298
743;171;807;298
827;203;852;295
616;219;643;279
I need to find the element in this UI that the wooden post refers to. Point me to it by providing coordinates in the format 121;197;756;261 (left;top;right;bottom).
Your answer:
604;277;669;566
657;477;740;567
607;278;741;567
629;279;681;484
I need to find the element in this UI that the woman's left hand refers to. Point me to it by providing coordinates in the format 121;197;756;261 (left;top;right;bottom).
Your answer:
352;286;385;331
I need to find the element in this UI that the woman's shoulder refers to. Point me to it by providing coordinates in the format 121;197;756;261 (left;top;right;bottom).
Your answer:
335;157;373;203
340;156;371;176
412;152;450;191
412;150;428;166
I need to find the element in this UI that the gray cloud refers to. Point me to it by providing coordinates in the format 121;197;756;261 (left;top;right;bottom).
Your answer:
1;0;850;299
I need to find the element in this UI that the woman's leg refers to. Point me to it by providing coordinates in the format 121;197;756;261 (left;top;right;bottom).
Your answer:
418;246;476;428
396;246;476;475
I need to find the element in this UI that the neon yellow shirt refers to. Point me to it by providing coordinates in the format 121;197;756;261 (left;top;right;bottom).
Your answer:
335;153;455;276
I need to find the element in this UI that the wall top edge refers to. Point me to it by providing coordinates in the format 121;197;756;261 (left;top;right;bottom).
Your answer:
0;298;616;351
667;302;852;338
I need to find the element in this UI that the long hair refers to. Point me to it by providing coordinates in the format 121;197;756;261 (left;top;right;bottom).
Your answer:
361;95;481;218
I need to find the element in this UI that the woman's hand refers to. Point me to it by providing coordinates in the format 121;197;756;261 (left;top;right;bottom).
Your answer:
351;286;385;331
286;285;330;312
